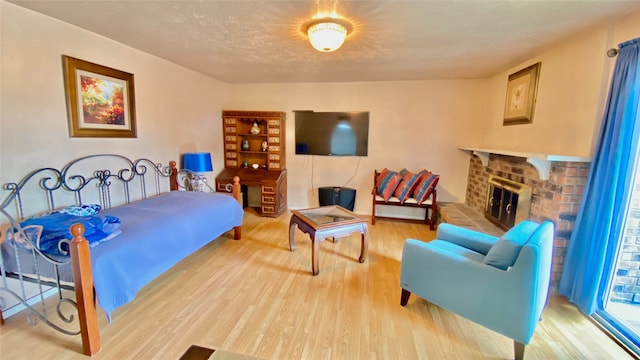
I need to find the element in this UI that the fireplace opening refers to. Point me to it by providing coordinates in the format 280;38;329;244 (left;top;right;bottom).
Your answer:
485;175;532;230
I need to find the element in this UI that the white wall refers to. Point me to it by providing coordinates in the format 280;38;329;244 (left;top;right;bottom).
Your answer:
226;11;640;214
612;11;640;45
227;80;487;213
479;11;640;157
4;1;637;218
0;2;229;190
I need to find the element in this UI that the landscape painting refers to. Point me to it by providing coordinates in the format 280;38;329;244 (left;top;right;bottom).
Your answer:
63;55;137;138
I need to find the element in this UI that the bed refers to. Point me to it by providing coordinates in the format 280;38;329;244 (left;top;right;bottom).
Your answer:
0;154;243;355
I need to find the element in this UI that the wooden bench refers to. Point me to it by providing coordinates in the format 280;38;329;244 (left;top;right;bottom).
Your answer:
371;169;439;230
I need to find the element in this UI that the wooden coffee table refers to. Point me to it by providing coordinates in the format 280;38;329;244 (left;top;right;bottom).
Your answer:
289;205;368;275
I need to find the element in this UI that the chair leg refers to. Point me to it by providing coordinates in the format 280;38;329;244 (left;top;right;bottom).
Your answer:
400;288;411;306
430;191;437;230
423;206;436;231
372;172;379;225
371;201;376;225
514;341;525;360
424;206;430;225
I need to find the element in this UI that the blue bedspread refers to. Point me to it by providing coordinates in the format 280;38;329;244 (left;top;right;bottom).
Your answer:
88;191;243;320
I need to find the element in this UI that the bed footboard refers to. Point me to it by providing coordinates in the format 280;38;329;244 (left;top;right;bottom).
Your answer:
70;224;100;355
232;176;242;240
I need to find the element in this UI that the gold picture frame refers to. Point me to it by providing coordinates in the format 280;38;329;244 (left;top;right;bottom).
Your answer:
503;62;541;125
62;55;137;138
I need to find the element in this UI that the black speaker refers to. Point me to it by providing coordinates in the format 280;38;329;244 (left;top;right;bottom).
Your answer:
318;187;356;211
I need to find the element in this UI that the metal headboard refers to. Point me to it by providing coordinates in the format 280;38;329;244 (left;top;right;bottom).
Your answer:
0;154;175;336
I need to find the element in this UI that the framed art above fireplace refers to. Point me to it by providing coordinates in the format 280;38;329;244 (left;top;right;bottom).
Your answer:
503;62;541;126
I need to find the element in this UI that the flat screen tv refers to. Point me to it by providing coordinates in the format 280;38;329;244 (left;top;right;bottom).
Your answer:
294;111;369;156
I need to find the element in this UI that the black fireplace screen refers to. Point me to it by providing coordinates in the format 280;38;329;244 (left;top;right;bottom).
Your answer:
485;176;531;230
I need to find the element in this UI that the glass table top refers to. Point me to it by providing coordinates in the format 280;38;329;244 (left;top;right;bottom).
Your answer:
295;205;359;225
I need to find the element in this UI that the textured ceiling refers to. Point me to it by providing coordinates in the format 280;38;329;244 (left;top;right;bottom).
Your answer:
9;0;640;84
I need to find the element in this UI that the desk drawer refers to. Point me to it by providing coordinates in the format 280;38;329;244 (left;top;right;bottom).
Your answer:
262;195;275;204
216;182;231;192
262;205;276;214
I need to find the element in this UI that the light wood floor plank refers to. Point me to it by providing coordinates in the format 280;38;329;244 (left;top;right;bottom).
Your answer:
0;209;634;359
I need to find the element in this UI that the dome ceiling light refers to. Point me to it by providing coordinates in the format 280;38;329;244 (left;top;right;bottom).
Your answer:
305;17;352;52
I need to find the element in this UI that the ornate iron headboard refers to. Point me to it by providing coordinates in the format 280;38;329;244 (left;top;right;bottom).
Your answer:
0;154;176;336
1;154;176;221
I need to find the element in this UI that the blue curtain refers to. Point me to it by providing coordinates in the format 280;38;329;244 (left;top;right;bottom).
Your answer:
559;38;640;315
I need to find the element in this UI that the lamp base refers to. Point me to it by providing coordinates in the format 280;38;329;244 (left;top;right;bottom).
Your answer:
190;174;212;192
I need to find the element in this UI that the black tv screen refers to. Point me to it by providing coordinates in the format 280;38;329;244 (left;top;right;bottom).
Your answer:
294;111;369;156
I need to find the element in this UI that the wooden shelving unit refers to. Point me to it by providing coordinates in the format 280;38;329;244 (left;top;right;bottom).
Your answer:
216;110;287;217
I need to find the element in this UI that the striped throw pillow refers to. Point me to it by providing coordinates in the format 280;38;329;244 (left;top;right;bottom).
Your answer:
376;169;402;202
414;173;440;205
411;170;431;197
393;171;422;203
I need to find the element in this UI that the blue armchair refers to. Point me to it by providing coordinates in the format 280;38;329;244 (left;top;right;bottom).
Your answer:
400;220;554;360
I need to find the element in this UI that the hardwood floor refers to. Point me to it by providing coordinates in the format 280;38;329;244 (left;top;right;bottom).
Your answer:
0;209;634;359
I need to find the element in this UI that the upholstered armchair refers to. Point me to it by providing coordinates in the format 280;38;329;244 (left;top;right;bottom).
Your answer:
400;220;554;360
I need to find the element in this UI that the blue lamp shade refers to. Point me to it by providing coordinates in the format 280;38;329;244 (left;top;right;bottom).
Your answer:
183;152;213;173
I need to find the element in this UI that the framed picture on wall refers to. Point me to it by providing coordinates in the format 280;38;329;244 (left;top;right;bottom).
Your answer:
62;55;137;138
503;62;541;126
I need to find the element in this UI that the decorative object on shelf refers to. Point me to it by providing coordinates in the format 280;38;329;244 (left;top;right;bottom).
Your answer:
250;121;261;134
261;140;268;152
252;163;260;170
261;164;268;169
503;62;541;126
183;152;213;192
241;139;250;151
242;161;249;168
62;55;137;138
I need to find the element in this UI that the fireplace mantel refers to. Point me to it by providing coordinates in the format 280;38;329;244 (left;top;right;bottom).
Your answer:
459;146;591;180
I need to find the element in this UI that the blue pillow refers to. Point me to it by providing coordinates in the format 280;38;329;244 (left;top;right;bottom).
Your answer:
482;220;540;269
56;204;101;216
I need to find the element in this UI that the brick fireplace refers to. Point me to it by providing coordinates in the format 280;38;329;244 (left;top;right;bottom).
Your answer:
485;175;532;230
462;149;591;294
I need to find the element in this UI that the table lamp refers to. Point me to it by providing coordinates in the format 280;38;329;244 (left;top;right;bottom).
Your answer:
183;152;213;192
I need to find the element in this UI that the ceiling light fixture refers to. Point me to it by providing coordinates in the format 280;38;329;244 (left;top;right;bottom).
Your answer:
305;17;352;52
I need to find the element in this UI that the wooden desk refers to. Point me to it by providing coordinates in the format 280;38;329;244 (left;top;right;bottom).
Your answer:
215;168;287;217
